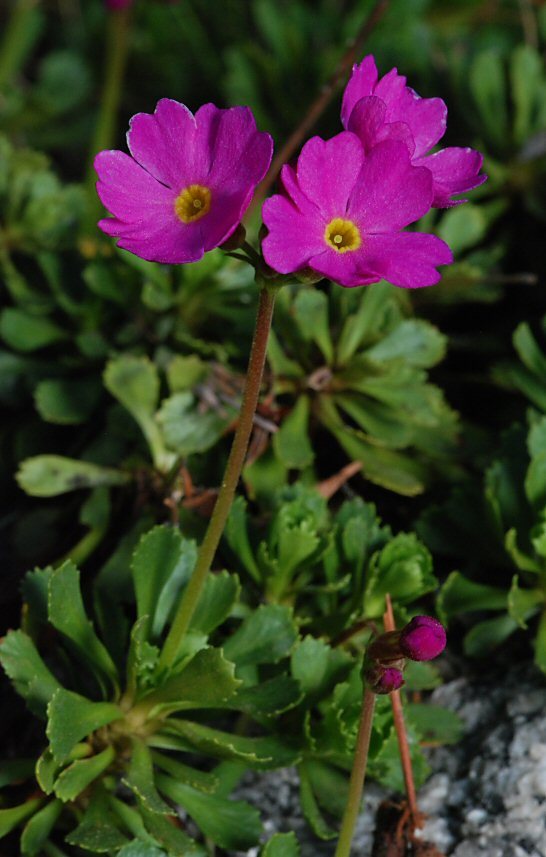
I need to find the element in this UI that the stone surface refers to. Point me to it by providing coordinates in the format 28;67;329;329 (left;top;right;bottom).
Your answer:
237;661;546;856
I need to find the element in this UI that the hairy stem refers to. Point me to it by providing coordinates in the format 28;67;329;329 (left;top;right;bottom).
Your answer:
384;594;423;828
335;686;376;857
159;286;277;669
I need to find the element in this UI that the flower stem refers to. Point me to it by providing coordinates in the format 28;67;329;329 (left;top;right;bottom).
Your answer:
83;5;131;234
335;686;376;857
0;0;41;90
383;594;423;828
158;286;277;670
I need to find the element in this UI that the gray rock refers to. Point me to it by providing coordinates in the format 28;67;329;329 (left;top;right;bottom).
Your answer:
237;662;546;855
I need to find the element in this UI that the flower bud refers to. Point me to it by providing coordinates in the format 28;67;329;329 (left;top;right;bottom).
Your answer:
105;0;132;9
220;223;246;251
399;615;446;662
365;664;405;694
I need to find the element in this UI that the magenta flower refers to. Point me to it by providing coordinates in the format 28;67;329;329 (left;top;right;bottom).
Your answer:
341;55;486;208
365;664;405;695
95;100;273;264
262;133;452;289
399;616;446;662
105;0;132;8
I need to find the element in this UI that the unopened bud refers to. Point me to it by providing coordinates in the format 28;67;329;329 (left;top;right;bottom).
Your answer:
220;223;246;252
365;664;405;694
399;615;446;662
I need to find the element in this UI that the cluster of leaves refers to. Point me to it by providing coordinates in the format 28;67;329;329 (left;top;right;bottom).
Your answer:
0;496;459;855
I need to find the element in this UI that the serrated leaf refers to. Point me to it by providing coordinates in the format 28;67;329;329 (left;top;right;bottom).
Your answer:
158;720;299;769
21;799;63;856
262;832;300;857
46;689;122;762
53;746;115;802
437;571;508;624
117;842;166;857
48;561;118;691
364;534;437;617
463;614;519;657
407;703;463;745
293;289;333;363
189;570;240;635
336;281;393;365
231;675;303;717
273;395;314;469
104;356;173;471
223;604;297;666
139;806;206;857
364;319;446;368
298;762;336;840
123;741;172;815
291;637;351;700
141;648;240;716
507;575;544;629
157;776;262;850
151;752;219;794
0;630;61;717
131;526;197;641
16;455;128;497
225;497;261;582
66;788;128;852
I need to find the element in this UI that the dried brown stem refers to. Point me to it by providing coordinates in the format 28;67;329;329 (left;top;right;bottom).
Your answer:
383;594;424;830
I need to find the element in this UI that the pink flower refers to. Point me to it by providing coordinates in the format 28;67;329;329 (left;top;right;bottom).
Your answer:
342;56;486;208
399;616;446;662
262;133;452;289
365;664;405;694
95;100;273;264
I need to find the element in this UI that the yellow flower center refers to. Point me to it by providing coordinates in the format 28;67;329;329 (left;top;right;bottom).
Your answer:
324;218;361;253
174;184;212;223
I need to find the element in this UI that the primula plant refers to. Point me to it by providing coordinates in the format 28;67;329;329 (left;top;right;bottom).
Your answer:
6;1;544;853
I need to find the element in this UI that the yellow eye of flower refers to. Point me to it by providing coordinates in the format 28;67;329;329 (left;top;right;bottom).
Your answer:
174;185;212;223
324;218;361;253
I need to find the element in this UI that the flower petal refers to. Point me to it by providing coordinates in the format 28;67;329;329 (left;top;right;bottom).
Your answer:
127;99;205;190
278;164;321;216
414;147;487;207
202;105;273;193
296;133;364;219
348;140;433;232
374;70;447;157
347;96;415;156
308;247;380;288
341;55;379;127
361;232;453;288
95;149;175;220
262;194;324;275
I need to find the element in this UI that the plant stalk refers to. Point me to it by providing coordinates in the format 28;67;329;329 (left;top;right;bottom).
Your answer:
159;286;277;669
0;0;41;90
383;594;423;828
83;5;131;233
335;686;376;857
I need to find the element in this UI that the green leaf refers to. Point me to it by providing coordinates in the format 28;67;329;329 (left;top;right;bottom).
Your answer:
141;648;240;715
293;289;334;363
151;752;219;794
139;806;206;857
469;49;508;149
0;799;43;838
262;832;300;857
166;354;208;392
513;323;546;379
157;391;231;456
104;356;173;471
123;741;172;815
0;308;67;352
131;526;197;641
0;759;35;788
298;763;336;840
225;497;261;582
36;750;60;794
223;604;297;667
125;617;160;697
157;720;299;769
46;689;122;762
437;571;508;624
189;570;240;635
231;675;303;717
407;704;463;745
66;788;128;852
16;455;128;497
336;282;393;366
273;395;314;469
21;799;63;856
53;747;115;802
291;636;351;700
0;630;61;717
364;534;437;617
463;614;519;657
525;452;546;508
34;378;100;425
117;843;166;857
511;44;543;145
507;575;544;629
437;204;490;256
157;776;262;850
364;319;446;368
301;760;349;819
48;561;118;690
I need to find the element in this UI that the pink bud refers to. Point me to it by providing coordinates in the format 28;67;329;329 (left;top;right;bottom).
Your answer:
105;0;133;9
399;616;446;662
365;665;405;694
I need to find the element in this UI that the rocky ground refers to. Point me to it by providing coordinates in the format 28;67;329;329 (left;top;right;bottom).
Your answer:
235;660;546;856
